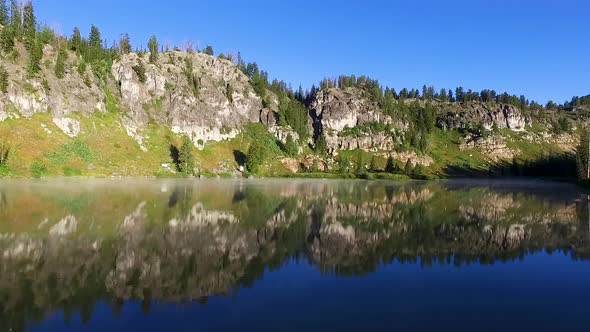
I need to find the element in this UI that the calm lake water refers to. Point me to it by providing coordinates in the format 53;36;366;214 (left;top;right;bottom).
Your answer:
1;179;590;332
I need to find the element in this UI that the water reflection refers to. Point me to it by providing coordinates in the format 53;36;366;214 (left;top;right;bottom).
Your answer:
0;179;589;331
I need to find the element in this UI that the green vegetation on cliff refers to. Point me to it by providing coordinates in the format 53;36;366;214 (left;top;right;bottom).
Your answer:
0;1;585;179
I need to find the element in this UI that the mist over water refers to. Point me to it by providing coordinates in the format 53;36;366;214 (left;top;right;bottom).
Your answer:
1;179;589;331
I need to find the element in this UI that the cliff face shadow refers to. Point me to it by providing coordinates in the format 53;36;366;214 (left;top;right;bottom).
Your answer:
442;153;577;178
233;150;246;167
170;145;181;171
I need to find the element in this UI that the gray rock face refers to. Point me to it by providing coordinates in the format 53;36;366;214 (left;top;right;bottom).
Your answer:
112;52;263;148
437;102;529;131
0;44;106;136
311;87;396;133
311;87;405;154
0;46;268;148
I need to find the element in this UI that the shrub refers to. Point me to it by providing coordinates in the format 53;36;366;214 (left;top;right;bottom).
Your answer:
246;140;268;173
0;65;8;93
132;59;146;83
282;134;298;157
63;166;81;176
48;139;94;165
30;161;48;178
55;47;67;79
226;83;233;103
0;143;9;166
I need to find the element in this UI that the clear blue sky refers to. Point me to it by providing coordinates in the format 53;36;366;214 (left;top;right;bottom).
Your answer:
35;0;589;104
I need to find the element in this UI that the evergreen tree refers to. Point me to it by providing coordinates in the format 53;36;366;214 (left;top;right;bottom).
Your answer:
70;27;82;52
178;135;194;175
246;139;268;173
404;159;413;174
148;35;158;63
203;45;214;56
0;0;8;26
89;25;101;49
0;24;14;51
184;56;200;97
0;142;9;166
355;150;365;174
87;25;102;62
439;88;447;101
0;64;8;93
315;133;327;154
576;127;590;180
455;87;465;102
385;156;395;173
132;59;146;83
22;1;34;50
119;33;131;54
369;155;379;171
54;46;66;79
27;40;41;76
283;134;298;157
9;0;21;37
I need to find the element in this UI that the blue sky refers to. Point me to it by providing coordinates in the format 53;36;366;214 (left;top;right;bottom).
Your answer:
35;0;589;104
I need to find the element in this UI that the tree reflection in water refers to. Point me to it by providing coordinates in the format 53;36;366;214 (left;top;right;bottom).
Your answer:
0;179;588;331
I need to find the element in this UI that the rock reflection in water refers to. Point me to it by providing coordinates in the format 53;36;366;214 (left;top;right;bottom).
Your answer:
0;179;588;331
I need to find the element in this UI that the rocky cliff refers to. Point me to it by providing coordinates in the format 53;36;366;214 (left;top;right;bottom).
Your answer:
0;39;581;177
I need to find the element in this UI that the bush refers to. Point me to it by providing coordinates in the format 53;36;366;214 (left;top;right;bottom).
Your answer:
0;65;8;93
385;156;396;173
226;83;233;103
282;134;298;157
48;139;94;165
315;133;327;154
0;143;9;166
246;140;268;173
63;166;81;176
55;47;67;79
132;59;146;83
30;161;48;178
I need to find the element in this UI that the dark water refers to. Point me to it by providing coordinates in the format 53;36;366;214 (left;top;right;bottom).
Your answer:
1;179;590;332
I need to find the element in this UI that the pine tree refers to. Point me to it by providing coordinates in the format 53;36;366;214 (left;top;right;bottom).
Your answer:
178;135;194;175
119;33;131;54
576;127;590;180
385;156;395;173
70;27;82;52
355;150;365;174
87;25;101;62
9;0;21;37
315;133;327;154
27;40;41;76
0;64;8;93
203;45;214;56
22;1;34;50
89;25;101;49
54;46;66;79
0;24;14;52
283;134;298;157
132;59;146;83
404;159;413;174
148;35;158;63
246;139;268;173
0;0;8;26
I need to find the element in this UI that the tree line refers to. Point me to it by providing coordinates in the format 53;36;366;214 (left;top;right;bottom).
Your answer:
313;75;555;111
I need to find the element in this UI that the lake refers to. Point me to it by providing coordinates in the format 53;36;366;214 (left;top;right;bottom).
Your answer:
1;179;590;332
